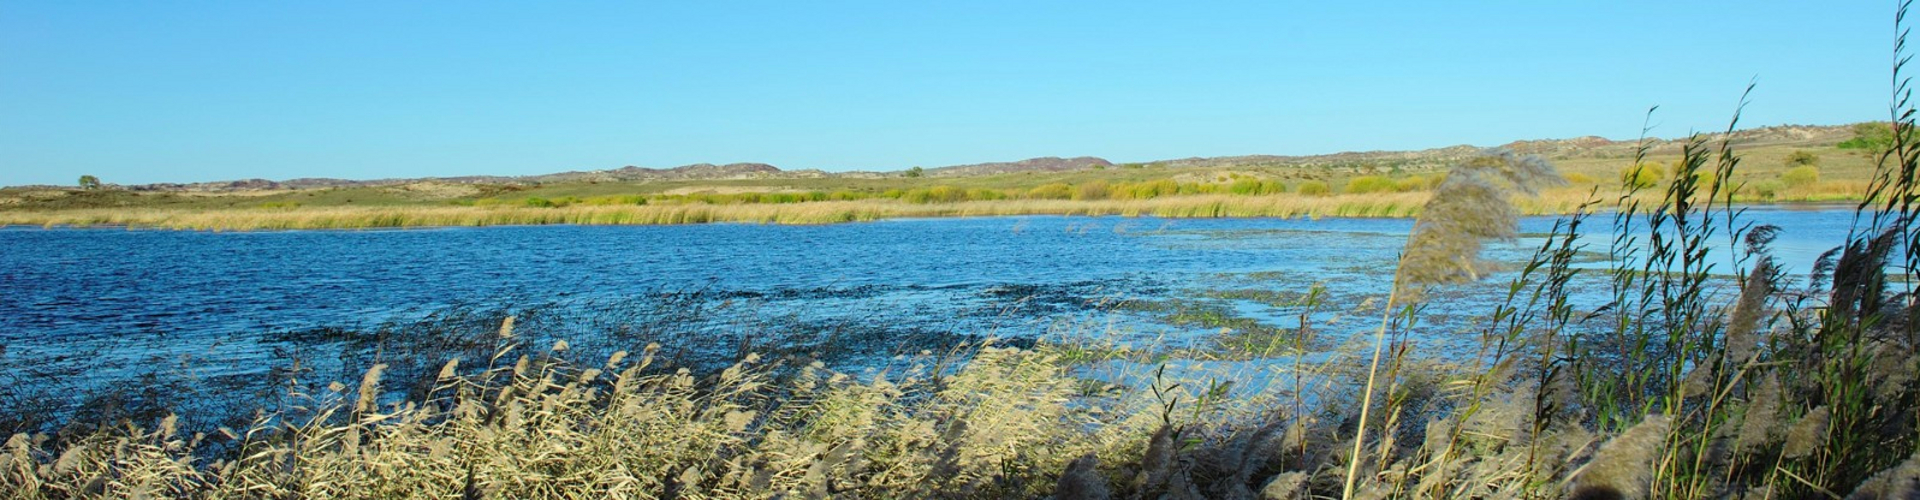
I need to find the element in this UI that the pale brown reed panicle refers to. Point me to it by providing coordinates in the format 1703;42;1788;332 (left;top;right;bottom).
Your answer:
1343;150;1562;500
1567;415;1672;500
1393;150;1565;302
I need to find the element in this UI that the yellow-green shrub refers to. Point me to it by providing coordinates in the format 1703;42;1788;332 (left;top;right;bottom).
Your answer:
1071;180;1110;201
1393;175;1438;192
1621;163;1664;188
1026;183;1072;200
1227;179;1286;195
1781;165;1819;188
1745;179;1787;199
1343;176;1396;194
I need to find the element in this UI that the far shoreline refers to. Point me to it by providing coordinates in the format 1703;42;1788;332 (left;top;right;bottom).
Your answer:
0;197;1869;232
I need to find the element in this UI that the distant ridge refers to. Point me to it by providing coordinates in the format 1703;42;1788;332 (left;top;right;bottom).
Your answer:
925;156;1114;177
39;123;1858;192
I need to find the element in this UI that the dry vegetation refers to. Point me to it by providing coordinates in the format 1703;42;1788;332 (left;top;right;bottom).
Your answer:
0;192;1587;231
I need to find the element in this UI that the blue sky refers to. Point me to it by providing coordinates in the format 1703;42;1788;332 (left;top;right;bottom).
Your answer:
0;1;1894;186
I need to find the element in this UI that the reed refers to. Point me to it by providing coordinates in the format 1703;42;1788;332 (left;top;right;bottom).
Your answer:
0;179;1871;232
0;193;1477;231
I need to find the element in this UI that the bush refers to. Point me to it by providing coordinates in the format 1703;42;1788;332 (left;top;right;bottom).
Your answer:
580;195;647;206
1837;122;1903;150
1071;180;1110;201
965;188;1005;201
1296;180;1331;196
1780;165;1819;188
1785;150;1820;167
1564;172;1598;184
1227;179;1285;195
1620;162;1664;188
1393;175;1436;192
926;185;966;203
1745;179;1787;199
1177;182;1218;195
1343;175;1397;194
1116;179;1181;199
1027;183;1072;200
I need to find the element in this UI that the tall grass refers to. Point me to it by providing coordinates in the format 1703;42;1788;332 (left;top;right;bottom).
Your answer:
0;193;1585;231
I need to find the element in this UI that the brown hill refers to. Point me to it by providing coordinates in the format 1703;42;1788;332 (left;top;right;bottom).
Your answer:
67;123;1865;192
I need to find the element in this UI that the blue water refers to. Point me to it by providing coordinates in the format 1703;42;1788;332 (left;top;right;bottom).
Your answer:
0;207;1873;389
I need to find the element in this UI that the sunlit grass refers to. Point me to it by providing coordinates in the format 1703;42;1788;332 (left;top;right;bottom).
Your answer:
0;193;1474;230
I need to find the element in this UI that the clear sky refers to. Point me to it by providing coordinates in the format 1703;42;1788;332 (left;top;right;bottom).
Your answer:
0;1;1895;186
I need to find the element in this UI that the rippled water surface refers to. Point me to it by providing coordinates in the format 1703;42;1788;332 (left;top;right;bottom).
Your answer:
0;207;1867;387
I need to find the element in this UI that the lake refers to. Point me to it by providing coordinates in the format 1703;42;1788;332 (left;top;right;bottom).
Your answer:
0;205;1871;410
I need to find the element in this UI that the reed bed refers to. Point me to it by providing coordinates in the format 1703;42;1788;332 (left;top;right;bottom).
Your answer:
0;194;1461;231
0;185;1849;232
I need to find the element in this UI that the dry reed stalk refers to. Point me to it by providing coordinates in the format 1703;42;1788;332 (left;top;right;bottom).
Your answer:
1343;150;1562;500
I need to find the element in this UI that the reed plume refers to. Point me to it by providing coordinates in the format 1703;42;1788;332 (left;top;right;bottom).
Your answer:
1567;415;1671;500
1260;471;1308;500
1394;150;1565;301
1735;374;1781;453
1346;150;1562;499
1055;454;1111;500
1846;450;1920;500
1724;257;1775;364
1782;406;1830;459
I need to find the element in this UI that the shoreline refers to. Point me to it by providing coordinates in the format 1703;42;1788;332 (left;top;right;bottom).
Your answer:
0;194;1868;232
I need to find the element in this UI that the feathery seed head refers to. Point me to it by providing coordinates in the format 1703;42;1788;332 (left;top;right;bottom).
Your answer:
1783;406;1830;459
1569;414;1671;500
1395;150;1562;301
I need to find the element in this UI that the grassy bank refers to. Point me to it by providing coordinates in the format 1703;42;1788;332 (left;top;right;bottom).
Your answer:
0;129;1889;231
0;186;1860;231
0;192;1453;230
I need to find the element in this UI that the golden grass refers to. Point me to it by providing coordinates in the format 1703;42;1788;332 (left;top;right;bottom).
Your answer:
0;194;1418;230
0;189;1665;231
